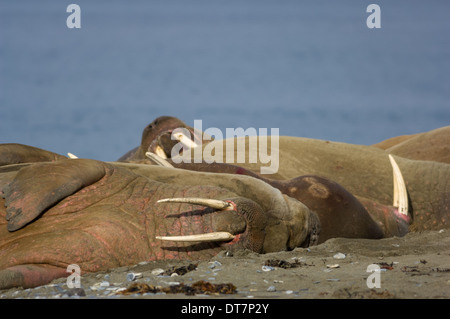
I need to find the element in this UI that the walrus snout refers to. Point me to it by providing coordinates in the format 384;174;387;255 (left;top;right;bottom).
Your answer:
153;196;276;254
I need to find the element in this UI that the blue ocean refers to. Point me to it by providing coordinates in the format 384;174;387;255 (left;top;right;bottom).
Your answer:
1;0;449;161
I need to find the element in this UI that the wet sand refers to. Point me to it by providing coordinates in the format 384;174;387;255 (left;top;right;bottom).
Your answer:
1;229;449;300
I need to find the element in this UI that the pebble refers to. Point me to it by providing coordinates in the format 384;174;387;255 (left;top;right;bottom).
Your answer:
326;264;340;269
285;290;294;294
333;253;346;259
261;265;275;272
267;286;276;292
151;268;165;276
208;261;222;269
165;281;180;286
126;273;142;282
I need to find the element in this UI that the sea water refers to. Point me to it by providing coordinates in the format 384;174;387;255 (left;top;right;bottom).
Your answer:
0;0;449;161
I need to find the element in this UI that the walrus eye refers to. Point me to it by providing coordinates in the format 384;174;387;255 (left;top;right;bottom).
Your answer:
155;197;236;243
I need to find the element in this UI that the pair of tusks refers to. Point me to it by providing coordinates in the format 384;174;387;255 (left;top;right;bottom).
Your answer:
153;131;199;160
155;155;409;243
155;198;236;243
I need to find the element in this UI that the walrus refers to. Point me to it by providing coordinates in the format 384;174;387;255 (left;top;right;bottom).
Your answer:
0;143;67;166
118;118;448;236
144;159;408;242
118;116;207;161
120;116;448;233
372;126;450;164
170;134;449;232
0;152;321;289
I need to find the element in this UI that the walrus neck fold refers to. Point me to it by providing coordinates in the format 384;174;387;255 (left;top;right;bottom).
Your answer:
281;194;321;250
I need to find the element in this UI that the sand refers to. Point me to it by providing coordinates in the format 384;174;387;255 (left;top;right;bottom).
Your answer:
1;229;449;300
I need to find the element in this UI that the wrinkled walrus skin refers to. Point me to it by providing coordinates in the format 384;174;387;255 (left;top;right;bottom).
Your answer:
0;150;319;289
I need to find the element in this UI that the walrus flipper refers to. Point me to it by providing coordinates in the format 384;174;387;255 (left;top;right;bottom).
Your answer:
0;264;68;290
2;159;106;231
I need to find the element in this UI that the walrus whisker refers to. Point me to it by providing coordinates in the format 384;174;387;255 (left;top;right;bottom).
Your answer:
155;145;168;159
389;154;408;216
145;152;174;168
67;153;78;159
157;198;233;210
155;232;235;242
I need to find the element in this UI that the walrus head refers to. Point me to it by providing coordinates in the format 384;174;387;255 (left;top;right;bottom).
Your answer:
152;190;321;253
142;116;206;159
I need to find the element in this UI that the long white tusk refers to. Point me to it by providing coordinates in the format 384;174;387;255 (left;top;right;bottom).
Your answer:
145;152;174;168
388;154;408;216
157;198;233;210
173;131;199;149
154;145;168;159
67;153;78;159
156;232;235;242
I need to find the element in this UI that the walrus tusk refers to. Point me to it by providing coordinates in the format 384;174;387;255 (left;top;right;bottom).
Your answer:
67;153;78;159
145;152;174;168
157;197;233;210
155;145;168;159
173;131;199;149
156;232;235;242
388;154;408;216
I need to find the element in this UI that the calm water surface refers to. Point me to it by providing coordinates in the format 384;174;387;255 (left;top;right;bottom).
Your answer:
1;0;449;160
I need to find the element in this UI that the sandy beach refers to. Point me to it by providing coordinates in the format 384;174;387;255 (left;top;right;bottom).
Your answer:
1;229;449;300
